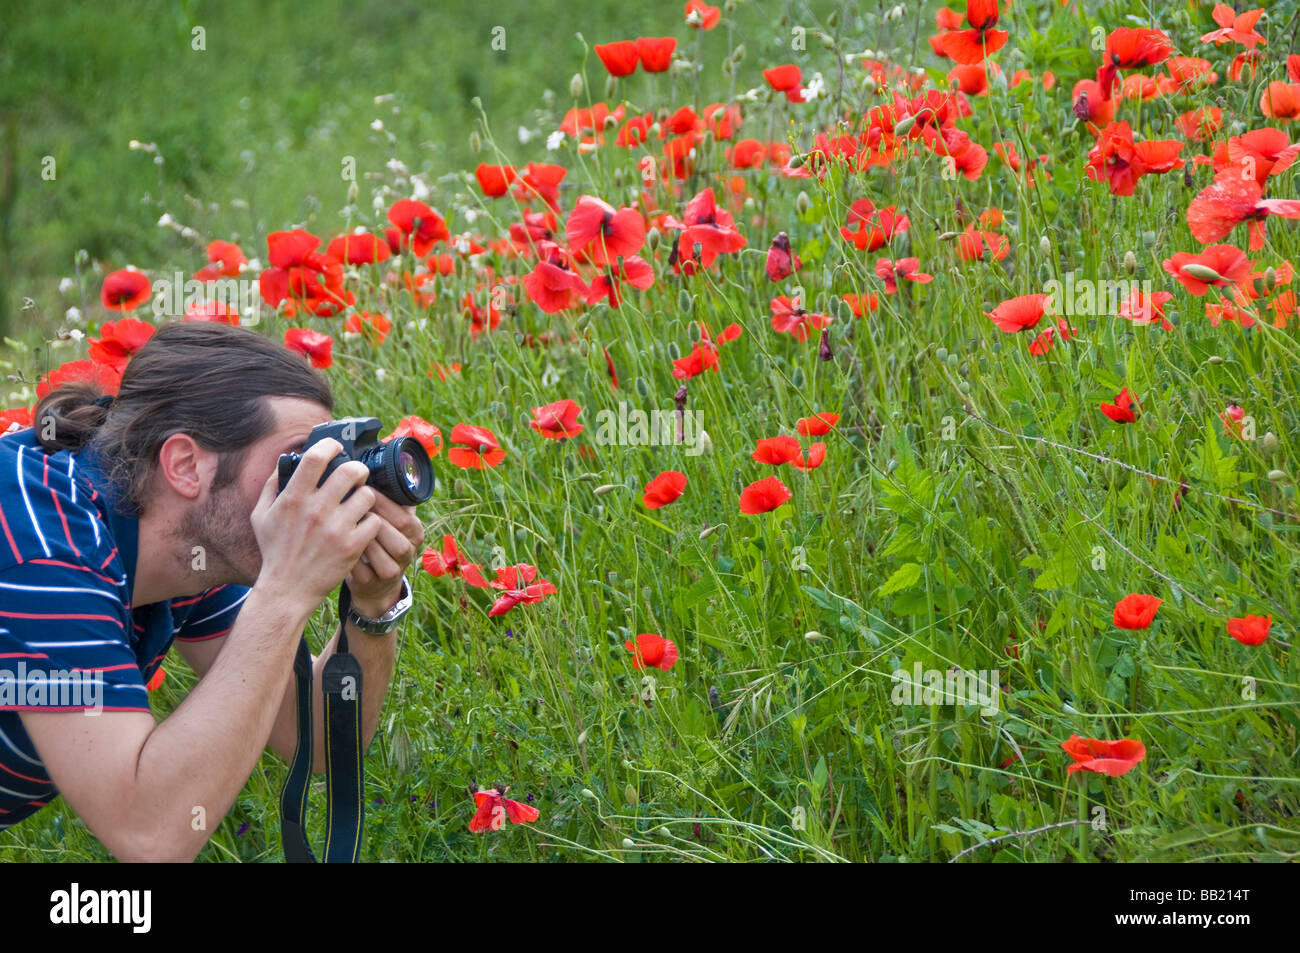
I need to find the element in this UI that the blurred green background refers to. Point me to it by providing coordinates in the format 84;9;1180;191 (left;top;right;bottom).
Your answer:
0;0;800;341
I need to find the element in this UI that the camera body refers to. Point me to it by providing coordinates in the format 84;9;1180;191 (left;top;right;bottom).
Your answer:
276;416;433;505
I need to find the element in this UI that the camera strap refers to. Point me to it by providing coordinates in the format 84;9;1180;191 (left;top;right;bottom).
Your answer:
279;584;366;863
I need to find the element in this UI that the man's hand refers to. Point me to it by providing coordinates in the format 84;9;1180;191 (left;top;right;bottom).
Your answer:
345;491;425;617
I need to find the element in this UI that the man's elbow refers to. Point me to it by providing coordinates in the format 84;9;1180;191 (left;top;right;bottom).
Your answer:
111;824;205;863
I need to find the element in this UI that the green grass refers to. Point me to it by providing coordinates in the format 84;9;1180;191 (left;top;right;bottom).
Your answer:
2;0;1299;861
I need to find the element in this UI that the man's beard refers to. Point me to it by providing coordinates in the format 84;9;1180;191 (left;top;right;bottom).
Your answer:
177;479;262;588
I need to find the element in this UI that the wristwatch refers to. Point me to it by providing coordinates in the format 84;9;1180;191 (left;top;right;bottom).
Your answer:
344;576;413;636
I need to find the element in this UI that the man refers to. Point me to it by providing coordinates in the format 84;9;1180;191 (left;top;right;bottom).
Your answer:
0;322;425;861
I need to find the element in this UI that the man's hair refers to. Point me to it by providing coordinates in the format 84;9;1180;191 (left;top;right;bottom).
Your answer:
32;321;334;514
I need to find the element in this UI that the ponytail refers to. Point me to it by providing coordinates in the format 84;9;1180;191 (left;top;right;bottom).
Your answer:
31;380;113;454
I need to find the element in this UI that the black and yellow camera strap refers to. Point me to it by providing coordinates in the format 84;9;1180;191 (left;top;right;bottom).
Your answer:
279;584;365;863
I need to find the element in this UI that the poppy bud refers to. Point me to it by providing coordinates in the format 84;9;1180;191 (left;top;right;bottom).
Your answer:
1253;276;1267;295
937;231;958;241
1261;431;1279;454
1207;355;1224;365
788;154;806;169
1141;230;1157;247
1124;251;1136;274
569;73;585;98
346;181;360;204
697;429;713;455
945;353;959;370
1266;267;1278;290
935;347;949;362
594;483;618;496
995;611;1009;631
1181;263;1224;282
678;289;693;315
624;784;638;806
1039;236;1051;257
468;130;482;154
621;838;637;851
667;340;681;359
1268;469;1289;483
796;190;811;215
575;471;601;481
893;115;917;137
792;366;805;388
581;788;597;800
804;631;828;642
646;226;661;250
491;400;507;418
733;43;746;62
818;328;834;362
722;57;734;76
612;167;625;189
635;375;649;397
577;729;588;745
699;523;722;539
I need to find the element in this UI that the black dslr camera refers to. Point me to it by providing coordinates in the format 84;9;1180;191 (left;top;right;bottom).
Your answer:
276;416;434;506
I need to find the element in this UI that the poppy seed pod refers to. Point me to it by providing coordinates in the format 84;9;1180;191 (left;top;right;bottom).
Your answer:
1141;230;1157;247
792;366;805;388
678;289;693;314
698;429;713;455
667;340;681;360
569;73;584;98
635;376;649;397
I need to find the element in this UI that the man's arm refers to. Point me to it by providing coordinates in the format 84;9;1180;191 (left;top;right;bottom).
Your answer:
19;582;318;862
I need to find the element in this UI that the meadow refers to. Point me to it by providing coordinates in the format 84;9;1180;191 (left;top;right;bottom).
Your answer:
1;0;1298;862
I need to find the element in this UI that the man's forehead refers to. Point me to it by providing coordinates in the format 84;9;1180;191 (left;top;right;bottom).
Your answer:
268;397;333;442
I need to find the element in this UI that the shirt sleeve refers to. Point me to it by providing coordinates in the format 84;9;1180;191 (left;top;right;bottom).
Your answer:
0;560;148;714
171;584;252;643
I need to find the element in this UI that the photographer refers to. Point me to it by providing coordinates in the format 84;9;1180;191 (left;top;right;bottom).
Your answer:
0;322;425;861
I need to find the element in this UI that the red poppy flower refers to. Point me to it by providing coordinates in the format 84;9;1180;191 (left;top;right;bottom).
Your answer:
479;563;557;616
343;311;392;345
1061;735;1147;777
1027;318;1077;356
739;475;793;514
1;407;33;436
643;470;687;509
1220;404;1247;438
958;225;1009;261
594;40;639;77
790;443;827;470
513;162;567;209
797;413;839;436
267;229;324;268
1176;107;1222;142
1117;289;1175;330
193;240;246;281
523;241;589;313
1228;128;1300;185
1105;27;1173;69
387;199;451;256
875;257;933;294
35;359;123;400
566;195;646;265
753;435;802;465
88;318;155;370
284;328;333;369
1085;121;1184;197
1200;4;1265;49
385;415;442;460
936;0;1008;66
664;187;748;268
585;256;655;308
1259;82;1300;120
529;399;583;439
1206;299;1260;329
1227;614;1271;646
100;269;152;312
1113;593;1162;630
842;292;880;316
421;535;486;587
625;633;678;671
1162;245;1255;296
763;64;806;102
840;199;910;251
636;36;676;73
672;342;720;380
684;0;720;29
327;231;391;265
770;296;833;341
184;300;241;325
1158;57;1218;95
765;232;802;282
1100;386;1139;423
1187;173;1300;251
447;424;506;469
985;293;1051;333
469;785;539;832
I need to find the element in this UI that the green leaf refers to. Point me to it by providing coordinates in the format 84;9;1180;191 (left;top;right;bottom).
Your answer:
879;562;923;596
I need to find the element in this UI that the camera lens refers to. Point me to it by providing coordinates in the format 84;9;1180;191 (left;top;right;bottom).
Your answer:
361;436;433;504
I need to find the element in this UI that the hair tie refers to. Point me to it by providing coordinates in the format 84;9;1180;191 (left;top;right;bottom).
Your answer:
93;394;114;410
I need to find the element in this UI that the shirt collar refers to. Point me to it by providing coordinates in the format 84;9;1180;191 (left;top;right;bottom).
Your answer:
72;441;141;608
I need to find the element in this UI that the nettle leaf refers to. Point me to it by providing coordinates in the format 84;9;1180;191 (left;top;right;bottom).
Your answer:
879;562;924;596
1194;418;1243;491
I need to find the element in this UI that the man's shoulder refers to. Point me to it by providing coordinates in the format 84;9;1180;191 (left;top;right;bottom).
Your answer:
0;430;110;574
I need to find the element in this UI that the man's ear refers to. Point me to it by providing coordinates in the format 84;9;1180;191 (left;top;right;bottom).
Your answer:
156;433;217;500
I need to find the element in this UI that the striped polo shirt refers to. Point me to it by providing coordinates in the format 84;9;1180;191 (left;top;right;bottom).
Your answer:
0;425;251;831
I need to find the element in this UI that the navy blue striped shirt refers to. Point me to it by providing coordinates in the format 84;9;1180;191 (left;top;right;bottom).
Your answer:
0;425;250;831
